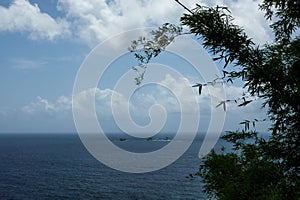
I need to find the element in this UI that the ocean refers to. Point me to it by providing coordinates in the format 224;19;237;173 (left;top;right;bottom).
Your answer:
0;133;211;199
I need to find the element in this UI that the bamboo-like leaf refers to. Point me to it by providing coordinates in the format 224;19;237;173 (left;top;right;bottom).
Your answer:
238;100;252;107
227;78;233;84
213;57;221;61
192;83;202;95
198;84;202;95
216;101;223;108
216;101;226;111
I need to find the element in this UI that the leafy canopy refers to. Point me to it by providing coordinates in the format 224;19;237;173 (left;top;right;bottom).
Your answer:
129;0;300;199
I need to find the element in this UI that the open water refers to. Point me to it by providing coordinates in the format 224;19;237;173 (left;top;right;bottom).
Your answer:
0;133;210;199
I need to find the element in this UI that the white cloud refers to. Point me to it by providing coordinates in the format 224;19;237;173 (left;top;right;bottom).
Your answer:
72;87;134;122
157;74;199;113
0;0;272;45
19;74;197;126
20;74;267;122
0;0;70;40
4;74;269;133
55;0;271;46
22;95;71;115
73;74;198;121
56;0;186;46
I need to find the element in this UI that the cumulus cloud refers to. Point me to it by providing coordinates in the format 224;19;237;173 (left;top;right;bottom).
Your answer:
18;74;197;126
22;95;71;115
56;0;187;46
55;0;271;46
1;74;269;133
73;87;130;119
20;73;267;121
0;0;70;40
0;0;272;45
157;74;199;113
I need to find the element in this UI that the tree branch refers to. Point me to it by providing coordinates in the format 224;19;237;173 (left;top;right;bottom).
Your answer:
174;0;193;14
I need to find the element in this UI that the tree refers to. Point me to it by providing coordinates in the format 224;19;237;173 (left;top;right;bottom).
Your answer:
129;0;300;199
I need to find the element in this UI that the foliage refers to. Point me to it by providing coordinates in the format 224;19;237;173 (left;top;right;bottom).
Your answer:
198;131;285;200
260;0;300;41
128;23;182;85
129;0;300;199
180;1;300;199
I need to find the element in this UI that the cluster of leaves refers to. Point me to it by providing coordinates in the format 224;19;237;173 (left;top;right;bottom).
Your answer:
239;118;267;131
181;4;255;72
260;0;300;41
128;23;182;85
192;77;225;95
198;131;287;200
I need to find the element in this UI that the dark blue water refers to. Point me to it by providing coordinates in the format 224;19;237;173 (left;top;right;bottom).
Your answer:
0;134;208;199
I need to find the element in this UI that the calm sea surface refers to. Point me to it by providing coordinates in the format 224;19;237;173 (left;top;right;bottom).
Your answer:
0;133;214;199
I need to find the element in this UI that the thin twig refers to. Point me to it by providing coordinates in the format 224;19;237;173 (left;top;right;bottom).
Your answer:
174;0;193;14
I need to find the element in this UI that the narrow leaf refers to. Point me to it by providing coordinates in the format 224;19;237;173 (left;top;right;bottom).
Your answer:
223;101;226;111
238;100;252;107
198;84;202;95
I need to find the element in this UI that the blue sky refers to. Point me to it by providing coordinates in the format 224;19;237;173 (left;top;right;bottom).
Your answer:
0;0;272;134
